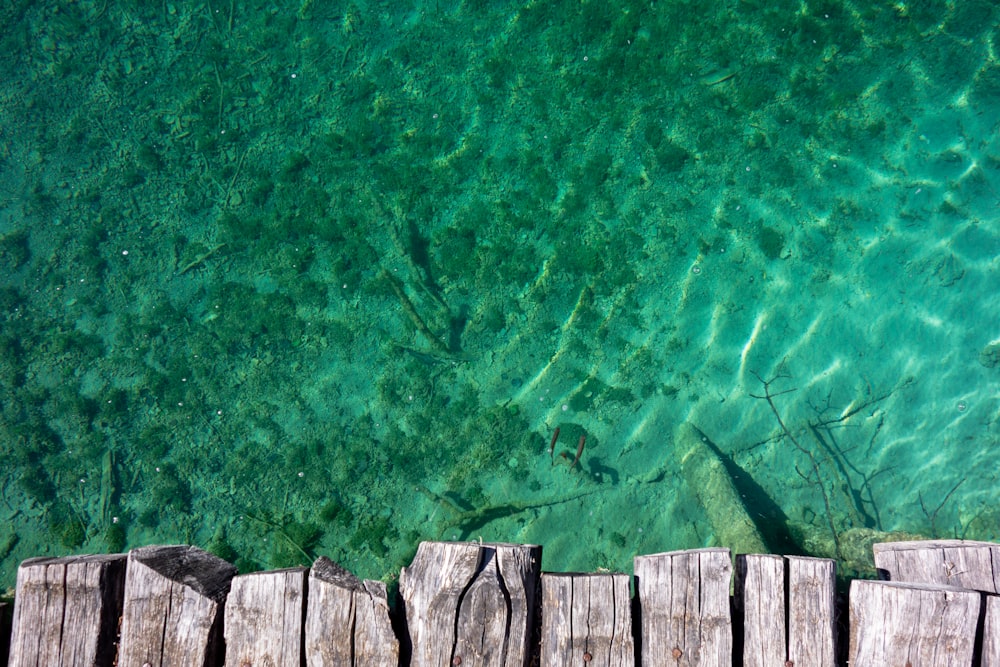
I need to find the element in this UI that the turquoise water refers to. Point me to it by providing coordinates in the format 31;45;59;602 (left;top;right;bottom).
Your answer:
1;0;998;593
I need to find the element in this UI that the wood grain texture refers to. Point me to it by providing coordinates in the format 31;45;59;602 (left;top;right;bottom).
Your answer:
399;541;541;667
873;539;1000;592
7;540;999;667
634;548;732;667
306;556;400;666
7;553;126;667
735;554;784;667
983;595;1000;667
786;556;836;667
540;573;633;667
224;567;307;667
849;579;980;667
117;545;237;667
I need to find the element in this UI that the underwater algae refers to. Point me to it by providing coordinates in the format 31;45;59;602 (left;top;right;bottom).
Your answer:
1;0;999;594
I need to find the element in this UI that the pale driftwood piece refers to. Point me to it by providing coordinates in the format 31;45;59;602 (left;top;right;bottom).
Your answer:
117;545;237;667
305;556;400;667
224;567;307;667
786;556;836;667
400;541;541;667
984;595;1000;667
849;579;980;666
540;573;633;667
7;553;126;667
735;554;784;667
873;539;1000;592
673;423;768;555
634;548;732;667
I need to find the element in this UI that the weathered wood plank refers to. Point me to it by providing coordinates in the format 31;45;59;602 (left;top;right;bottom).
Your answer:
984;595;1000;667
735;554;784;667
849;579;980;666
786;556;836;667
7;553;126;667
306;556;400;666
117;545;237;667
634;548;732;667
399;541;541;667
873;539;1000;592
540;573;633;667
224;567;307;667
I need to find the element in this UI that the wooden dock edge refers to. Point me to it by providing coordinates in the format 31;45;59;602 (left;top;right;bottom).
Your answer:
3;538;999;666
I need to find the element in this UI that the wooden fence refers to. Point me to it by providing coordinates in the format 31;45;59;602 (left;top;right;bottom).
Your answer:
1;539;999;666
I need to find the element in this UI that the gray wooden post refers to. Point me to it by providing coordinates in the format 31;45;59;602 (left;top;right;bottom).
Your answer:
399;541;541;667
735;554;784;667
7;553;126;667
116;545;237;667
540;572;633;667
786;556;836;667
224;567;308;667
984;595;1000;667
634;548;732;667
873;539;1000;592
849;579;980;666
305;556;400;666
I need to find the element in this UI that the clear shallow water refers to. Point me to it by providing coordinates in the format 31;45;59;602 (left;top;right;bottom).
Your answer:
1;0;998;592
